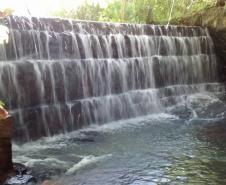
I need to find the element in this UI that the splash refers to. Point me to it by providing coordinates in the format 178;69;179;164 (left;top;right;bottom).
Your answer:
66;154;112;175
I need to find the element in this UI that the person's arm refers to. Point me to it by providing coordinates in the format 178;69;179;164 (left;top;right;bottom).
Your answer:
0;106;9;120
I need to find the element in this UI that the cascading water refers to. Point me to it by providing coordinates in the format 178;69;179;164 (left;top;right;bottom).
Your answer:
0;15;224;142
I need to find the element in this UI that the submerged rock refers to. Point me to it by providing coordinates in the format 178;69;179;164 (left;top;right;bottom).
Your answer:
5;175;33;185
4;163;34;185
167;105;193;120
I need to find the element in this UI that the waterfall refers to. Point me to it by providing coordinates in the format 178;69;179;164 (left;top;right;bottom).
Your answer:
0;16;223;141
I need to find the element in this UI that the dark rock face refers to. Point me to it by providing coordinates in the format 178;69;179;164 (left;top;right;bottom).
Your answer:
208;28;226;82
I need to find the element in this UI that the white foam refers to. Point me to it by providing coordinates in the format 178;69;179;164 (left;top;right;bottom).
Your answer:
76;113;179;134
25;157;68;168
66;154;112;175
13;138;68;152
13;155;32;164
13;112;178;155
6;175;33;184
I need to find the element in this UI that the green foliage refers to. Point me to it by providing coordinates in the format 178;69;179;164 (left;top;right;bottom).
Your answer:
53;1;103;21
133;0;153;23
100;0;136;22
0;100;5;108
99;0;154;23
52;0;217;24
165;0;216;23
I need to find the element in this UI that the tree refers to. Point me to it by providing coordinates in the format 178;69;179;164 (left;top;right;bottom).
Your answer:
52;0;216;24
75;2;103;21
133;0;154;24
100;0;136;22
216;0;225;6
100;0;154;23
53;1;103;21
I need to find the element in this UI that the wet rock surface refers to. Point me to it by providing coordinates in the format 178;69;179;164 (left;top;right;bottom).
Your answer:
209;28;226;82
167;104;193;120
4;163;33;185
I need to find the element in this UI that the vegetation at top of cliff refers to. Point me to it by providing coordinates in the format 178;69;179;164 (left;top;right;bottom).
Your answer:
53;2;103;21
52;0;217;24
0;8;14;18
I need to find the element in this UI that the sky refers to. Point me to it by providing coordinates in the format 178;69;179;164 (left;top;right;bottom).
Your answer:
0;0;109;16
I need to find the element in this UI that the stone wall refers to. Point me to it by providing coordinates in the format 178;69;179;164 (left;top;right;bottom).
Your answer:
1;16;217;141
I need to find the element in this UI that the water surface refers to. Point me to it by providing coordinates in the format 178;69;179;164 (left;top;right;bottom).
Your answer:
13;91;226;185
